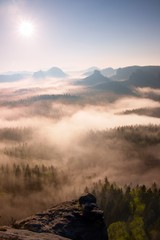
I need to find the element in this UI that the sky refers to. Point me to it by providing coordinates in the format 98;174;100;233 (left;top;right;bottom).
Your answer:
0;0;160;72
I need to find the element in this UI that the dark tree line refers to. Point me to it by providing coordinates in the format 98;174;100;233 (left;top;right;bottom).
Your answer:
0;163;68;195
88;178;160;240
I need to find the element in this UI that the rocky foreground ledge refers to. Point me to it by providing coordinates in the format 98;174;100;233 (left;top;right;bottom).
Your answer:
0;193;108;240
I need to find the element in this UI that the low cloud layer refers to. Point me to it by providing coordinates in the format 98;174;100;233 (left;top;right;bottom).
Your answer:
0;78;160;224
0;80;160;181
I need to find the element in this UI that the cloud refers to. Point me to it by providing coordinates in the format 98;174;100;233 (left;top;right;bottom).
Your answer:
109;97;160;113
136;87;160;95
0;78;160;224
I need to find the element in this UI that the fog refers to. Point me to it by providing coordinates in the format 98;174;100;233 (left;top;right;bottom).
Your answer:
136;87;160;95
0;77;160;224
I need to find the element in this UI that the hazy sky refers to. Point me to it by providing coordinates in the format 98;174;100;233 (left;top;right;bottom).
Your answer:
0;0;160;72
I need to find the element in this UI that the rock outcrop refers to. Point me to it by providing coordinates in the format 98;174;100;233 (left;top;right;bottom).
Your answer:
0;193;108;240
0;227;68;240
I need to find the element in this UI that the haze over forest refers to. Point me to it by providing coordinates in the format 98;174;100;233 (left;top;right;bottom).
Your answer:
0;65;160;226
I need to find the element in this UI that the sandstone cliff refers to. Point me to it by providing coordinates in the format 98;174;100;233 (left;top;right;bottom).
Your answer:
0;193;108;240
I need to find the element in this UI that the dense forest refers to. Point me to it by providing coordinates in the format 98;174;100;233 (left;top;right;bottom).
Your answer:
0;163;71;225
88;178;160;240
0;125;160;240
0;164;160;239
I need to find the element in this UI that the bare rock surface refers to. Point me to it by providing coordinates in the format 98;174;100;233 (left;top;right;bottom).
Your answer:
0;194;108;240
0;227;69;240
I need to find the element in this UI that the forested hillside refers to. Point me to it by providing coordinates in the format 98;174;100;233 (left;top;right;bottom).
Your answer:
0;125;160;234
88;178;160;240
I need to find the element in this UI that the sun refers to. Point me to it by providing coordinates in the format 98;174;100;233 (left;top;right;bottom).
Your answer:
19;21;34;37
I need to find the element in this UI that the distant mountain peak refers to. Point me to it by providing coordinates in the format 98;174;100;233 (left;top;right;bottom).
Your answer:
33;67;68;79
87;69;107;79
101;67;116;77
76;69;110;86
47;66;67;77
32;70;45;79
48;66;63;72
93;69;101;75
85;66;99;71
82;67;100;77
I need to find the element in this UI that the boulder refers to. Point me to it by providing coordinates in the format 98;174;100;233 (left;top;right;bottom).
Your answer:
79;193;97;205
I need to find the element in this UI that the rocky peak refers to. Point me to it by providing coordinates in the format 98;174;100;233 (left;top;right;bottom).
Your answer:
0;194;108;240
93;69;102;75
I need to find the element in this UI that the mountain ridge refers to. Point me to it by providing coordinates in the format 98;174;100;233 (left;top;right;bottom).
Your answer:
77;70;110;86
33;67;68;79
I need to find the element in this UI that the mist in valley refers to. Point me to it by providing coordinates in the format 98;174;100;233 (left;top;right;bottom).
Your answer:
0;74;160;225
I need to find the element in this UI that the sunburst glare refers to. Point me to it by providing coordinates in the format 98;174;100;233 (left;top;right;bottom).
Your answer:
19;21;34;37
